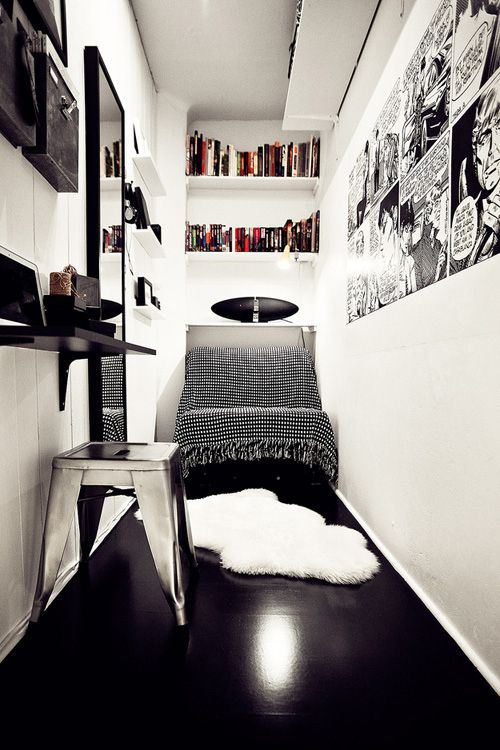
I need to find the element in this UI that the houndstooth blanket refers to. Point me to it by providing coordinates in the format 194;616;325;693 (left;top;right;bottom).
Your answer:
173;346;338;482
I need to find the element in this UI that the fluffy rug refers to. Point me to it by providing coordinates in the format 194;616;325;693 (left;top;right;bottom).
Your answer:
136;488;379;584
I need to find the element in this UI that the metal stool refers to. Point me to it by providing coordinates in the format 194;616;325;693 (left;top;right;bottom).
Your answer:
31;441;197;626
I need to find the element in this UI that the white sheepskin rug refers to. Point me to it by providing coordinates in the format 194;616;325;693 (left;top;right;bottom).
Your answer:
136;488;379;584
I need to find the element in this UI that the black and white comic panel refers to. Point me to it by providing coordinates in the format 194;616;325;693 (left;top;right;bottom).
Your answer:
400;132;450;292
371;79;401;205
452;0;500;123
347;221;369;323
368;182;400;312
450;70;500;272
401;0;453;178
348;142;371;240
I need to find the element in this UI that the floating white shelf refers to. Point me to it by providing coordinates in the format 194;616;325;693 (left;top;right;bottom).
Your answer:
186;322;316;330
101;252;122;263
100;176;121;191
186;176;319;193
185;251;318;265
283;0;378;130
134;304;166;321
132;227;165;258
132;154;166;196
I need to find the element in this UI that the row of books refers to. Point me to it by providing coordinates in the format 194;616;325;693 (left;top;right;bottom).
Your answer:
102;225;123;253
100;141;122;179
185;211;320;254
185;132;320;178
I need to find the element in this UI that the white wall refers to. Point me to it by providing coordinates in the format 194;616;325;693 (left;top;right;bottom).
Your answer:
315;0;500;692
0;0;158;660
152;92;189;441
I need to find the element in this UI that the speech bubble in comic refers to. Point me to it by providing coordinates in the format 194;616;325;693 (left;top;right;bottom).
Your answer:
451;196;478;260
453;23;489;101
401;134;449;204
432;2;453;56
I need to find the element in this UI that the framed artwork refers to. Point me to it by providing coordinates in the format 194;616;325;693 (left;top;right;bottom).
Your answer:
137;276;153;306
20;0;68;67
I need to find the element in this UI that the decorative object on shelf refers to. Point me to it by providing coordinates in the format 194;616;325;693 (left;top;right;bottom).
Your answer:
136;276;153;306
22;51;78;191
100;298;122;321
43;293;86;325
62;265;100;313
124;181;137;224
19;0;67;67
211;296;299;323
133;185;150;229
150;223;162;243
132;118;146;155
49;269;72;296
0;244;46;325
0;7;38;147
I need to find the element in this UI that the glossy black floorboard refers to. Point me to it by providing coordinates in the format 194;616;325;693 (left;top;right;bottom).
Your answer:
0;460;498;748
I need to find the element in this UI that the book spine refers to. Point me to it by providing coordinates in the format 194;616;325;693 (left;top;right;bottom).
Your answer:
292;144;298;177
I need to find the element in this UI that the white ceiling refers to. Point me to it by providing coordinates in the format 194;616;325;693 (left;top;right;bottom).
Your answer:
129;0;298;123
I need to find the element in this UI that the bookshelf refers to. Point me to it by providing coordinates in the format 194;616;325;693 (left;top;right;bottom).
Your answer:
132;227;165;258
101;252;122;263
134;304;166;321
100;176;121;191
186;176;319;194
132;154;166;196
185;252;318;266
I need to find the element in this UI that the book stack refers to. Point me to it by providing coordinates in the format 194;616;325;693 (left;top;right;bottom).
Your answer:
185;211;320;253
185;132;320;178
185;224;233;252
100;140;122;178
102;225;123;253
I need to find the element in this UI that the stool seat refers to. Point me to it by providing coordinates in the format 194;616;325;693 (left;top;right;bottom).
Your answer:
31;441;197;626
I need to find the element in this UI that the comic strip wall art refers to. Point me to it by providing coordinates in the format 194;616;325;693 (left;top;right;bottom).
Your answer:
450;71;500;271
346;0;500;324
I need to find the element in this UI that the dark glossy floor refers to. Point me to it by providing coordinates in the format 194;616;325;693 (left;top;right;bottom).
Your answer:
1;460;498;748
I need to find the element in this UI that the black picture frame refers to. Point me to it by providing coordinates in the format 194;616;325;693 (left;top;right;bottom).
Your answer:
137;276;153;306
20;0;67;67
134;186;150;229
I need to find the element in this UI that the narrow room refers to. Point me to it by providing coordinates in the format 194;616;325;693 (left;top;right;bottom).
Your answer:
0;0;498;746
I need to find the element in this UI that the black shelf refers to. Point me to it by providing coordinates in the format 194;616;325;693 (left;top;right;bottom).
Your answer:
0;325;156;410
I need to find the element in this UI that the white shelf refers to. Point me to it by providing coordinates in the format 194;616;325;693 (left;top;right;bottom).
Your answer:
134;304;166;320
186;322;316;330
132;227;165;258
100;177;121;191
186;176;318;193
101;252;122;263
186;251;318;265
132;154;166;196
283;0;378;130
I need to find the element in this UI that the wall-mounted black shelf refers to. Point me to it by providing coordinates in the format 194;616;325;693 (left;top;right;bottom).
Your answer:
0;325;156;410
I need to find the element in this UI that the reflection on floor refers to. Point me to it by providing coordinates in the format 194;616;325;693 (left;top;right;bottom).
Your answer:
0;460;498;747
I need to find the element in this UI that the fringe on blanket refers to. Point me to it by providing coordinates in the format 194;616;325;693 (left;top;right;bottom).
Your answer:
180;439;338;484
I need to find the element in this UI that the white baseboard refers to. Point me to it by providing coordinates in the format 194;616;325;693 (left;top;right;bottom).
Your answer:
335;487;500;696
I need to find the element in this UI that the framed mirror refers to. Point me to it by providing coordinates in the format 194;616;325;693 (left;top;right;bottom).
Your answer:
84;46;127;441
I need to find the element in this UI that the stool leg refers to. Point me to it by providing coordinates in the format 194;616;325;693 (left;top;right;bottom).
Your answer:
31;468;83;622
132;470;189;626
173;471;197;568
